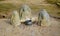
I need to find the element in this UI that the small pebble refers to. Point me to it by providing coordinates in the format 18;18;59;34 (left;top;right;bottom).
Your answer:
25;20;32;25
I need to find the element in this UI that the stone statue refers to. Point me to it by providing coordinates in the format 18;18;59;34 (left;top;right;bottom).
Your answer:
11;10;20;27
38;9;50;26
19;4;32;25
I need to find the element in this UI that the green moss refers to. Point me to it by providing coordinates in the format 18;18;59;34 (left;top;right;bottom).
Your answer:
46;0;60;4
30;5;60;17
0;0;5;1
57;0;60;2
0;3;60;17
0;3;17;13
46;0;57;4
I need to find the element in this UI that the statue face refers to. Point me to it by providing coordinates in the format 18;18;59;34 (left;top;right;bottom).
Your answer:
11;10;20;26
38;9;50;20
22;5;31;12
19;5;32;20
38;9;50;26
19;5;32;25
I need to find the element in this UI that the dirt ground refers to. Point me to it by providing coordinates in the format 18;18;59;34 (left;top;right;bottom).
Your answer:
0;0;60;36
0;18;60;36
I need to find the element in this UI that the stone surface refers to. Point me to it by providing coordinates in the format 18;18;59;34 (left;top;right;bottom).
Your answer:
38;9;50;26
19;4;32;21
10;10;20;27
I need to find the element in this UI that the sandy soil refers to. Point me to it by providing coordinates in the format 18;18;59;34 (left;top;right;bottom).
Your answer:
0;0;60;36
0;18;60;36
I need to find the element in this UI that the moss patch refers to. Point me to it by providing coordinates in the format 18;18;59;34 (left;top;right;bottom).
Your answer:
0;3;17;13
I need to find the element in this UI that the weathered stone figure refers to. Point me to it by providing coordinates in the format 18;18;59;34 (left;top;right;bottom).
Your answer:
38;9;50;26
11;10;20;27
19;5;32;25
